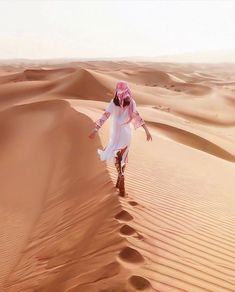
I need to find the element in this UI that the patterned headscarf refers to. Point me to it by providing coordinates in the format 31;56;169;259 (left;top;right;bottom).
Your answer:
115;80;134;125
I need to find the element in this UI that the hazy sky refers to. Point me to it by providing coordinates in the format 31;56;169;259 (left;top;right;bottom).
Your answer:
0;0;235;59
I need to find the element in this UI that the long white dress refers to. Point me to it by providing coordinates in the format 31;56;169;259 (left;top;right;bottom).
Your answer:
95;99;145;167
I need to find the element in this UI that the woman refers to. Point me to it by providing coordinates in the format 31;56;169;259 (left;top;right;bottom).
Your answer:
89;80;152;196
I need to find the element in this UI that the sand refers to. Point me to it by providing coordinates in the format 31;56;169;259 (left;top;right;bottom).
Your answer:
0;61;235;291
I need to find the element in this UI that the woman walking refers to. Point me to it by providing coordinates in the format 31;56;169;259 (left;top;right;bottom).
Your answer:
89;80;152;196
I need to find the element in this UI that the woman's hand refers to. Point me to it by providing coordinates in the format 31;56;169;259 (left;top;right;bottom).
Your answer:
141;124;152;141
89;128;98;139
146;130;152;141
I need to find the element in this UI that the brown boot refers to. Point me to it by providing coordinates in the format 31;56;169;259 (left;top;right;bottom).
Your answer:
115;151;122;188
115;175;120;188
118;174;125;196
121;163;126;173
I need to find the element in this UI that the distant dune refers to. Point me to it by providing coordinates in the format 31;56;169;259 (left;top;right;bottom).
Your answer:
0;60;235;291
119;49;235;63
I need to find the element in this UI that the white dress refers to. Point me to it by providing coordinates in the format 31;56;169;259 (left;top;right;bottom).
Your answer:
95;99;145;167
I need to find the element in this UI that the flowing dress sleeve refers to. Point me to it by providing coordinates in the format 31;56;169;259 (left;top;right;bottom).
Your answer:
131;100;145;130
95;99;114;129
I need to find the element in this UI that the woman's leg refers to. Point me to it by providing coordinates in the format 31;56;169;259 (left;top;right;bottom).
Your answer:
120;146;127;174
115;146;127;176
115;151;122;187
115;146;127;195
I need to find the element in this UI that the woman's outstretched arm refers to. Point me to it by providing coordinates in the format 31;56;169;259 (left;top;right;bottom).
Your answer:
131;101;152;141
131;111;145;130
89;100;114;139
89;111;111;139
94;111;111;130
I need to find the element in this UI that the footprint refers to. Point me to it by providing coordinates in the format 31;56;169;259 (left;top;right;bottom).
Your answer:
119;225;144;240
120;224;136;236
135;233;144;240
115;210;133;222
128;275;151;290
118;247;144;264
128;201;138;206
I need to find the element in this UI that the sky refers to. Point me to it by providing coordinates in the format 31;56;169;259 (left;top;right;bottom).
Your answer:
0;0;235;60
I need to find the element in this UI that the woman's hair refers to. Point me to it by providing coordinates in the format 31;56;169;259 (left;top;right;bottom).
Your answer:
113;92;130;107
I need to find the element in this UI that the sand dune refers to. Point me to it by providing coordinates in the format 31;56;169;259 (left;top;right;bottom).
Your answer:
0;68;76;85
0;61;235;291
147;122;235;162
50;68;113;100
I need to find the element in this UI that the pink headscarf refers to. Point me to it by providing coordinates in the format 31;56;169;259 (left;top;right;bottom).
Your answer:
115;80;134;125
